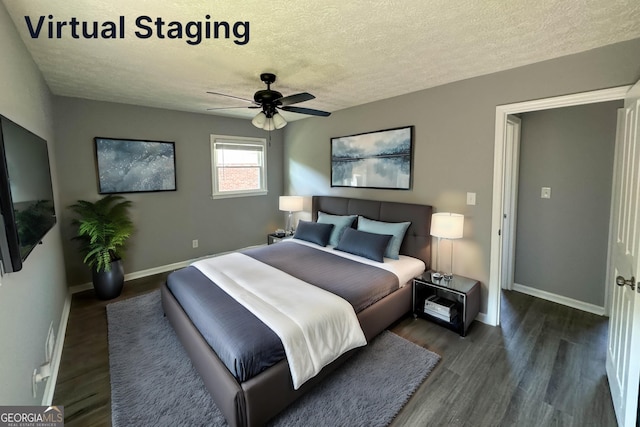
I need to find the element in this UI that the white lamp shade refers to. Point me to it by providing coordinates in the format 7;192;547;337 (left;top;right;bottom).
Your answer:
272;112;287;129
251;112;267;128
279;196;304;212
430;212;464;239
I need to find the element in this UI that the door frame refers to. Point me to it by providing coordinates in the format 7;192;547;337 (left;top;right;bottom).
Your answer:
487;85;631;326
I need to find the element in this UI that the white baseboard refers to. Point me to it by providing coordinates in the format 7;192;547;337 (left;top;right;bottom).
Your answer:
123;260;192;281
512;283;605;316
42;290;72;405
70;259;192;294
475;312;488;324
69;282;93;294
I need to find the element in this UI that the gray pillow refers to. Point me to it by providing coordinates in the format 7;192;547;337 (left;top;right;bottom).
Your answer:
317;211;357;246
293;220;334;246
334;228;392;262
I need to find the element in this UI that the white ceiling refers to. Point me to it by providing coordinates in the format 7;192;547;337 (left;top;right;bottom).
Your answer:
4;1;640;122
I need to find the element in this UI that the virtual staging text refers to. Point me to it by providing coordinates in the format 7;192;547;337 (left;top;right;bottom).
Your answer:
24;15;251;46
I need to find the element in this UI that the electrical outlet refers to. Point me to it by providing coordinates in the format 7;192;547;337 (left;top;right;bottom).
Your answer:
192;239;199;248
541;187;551;199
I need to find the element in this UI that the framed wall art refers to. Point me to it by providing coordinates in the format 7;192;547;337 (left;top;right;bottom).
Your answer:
94;137;177;194
331;126;413;189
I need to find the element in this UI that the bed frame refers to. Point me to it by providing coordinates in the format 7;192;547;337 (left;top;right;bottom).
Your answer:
161;196;432;426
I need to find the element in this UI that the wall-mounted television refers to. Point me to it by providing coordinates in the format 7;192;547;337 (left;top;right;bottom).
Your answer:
0;115;56;273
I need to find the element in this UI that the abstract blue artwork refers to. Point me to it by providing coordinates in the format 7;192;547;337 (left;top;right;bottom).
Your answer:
94;138;176;194
331;126;413;189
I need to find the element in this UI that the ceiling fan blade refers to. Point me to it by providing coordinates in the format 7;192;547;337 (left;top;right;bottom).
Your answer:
277;92;315;106
206;91;256;104
281;106;331;117
206;106;260;111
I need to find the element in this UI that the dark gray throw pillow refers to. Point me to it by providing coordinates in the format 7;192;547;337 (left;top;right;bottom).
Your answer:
293;220;334;246
334;228;393;262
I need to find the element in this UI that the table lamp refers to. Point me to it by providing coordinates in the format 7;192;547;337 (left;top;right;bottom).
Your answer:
279;196;304;235
430;212;464;280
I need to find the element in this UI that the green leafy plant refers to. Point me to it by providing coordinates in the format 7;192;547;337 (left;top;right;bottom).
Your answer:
69;195;133;272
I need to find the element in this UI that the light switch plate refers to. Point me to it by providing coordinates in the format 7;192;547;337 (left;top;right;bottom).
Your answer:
466;192;476;205
541;187;551;199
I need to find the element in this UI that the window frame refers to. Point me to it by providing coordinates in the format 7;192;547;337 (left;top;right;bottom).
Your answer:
210;134;268;199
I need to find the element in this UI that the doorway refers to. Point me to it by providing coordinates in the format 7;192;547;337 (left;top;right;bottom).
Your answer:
486;86;631;326
510;103;620;315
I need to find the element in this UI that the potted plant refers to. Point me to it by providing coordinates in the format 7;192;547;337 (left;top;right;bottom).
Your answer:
69;195;134;300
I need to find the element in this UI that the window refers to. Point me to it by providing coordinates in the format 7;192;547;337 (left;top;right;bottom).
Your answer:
211;134;267;198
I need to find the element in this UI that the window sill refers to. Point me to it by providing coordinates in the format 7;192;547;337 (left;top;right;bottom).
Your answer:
212;190;268;200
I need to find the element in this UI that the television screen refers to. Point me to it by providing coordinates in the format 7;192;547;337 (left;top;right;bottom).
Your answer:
0;115;56;273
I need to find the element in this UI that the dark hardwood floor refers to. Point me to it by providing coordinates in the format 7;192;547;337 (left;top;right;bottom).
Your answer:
390;292;617;427
54;275;617;426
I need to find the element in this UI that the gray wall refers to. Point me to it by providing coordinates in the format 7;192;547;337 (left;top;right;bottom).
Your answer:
284;37;640;314
514;102;621;307
54;97;284;286
0;3;68;404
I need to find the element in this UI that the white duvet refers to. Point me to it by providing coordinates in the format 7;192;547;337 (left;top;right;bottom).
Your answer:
192;252;367;389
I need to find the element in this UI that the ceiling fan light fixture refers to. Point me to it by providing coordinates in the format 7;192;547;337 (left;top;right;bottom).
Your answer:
272;112;287;129
262;117;276;131
251;111;267;128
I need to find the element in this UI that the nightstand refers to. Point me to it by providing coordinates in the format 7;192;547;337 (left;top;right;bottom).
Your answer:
267;233;293;245
413;271;481;336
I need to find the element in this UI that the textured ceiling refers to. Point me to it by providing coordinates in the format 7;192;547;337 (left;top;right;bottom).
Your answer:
4;1;640;122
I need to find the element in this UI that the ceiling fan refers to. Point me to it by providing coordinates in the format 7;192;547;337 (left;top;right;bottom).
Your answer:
207;73;331;130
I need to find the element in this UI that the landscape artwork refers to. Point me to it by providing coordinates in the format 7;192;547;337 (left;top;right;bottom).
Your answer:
94;138;177;194
331;126;413;189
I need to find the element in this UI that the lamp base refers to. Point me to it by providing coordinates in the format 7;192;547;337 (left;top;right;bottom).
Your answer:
285;211;294;236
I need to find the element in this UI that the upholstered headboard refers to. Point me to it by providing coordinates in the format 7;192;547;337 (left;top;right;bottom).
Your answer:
312;196;432;268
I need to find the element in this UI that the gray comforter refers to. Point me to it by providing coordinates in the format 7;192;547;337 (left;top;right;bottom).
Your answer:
166;241;399;382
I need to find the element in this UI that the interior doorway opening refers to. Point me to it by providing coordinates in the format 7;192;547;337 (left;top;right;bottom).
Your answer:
487;86;631;327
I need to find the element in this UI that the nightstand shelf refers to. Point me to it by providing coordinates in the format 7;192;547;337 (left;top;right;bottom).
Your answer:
413;271;480;336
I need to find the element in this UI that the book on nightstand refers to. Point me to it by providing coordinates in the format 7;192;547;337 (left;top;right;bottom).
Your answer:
423;296;458;321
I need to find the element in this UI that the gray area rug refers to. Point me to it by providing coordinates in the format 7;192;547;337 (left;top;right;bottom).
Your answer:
107;290;440;427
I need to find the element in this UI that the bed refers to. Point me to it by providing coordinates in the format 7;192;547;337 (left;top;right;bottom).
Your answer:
161;196;432;426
